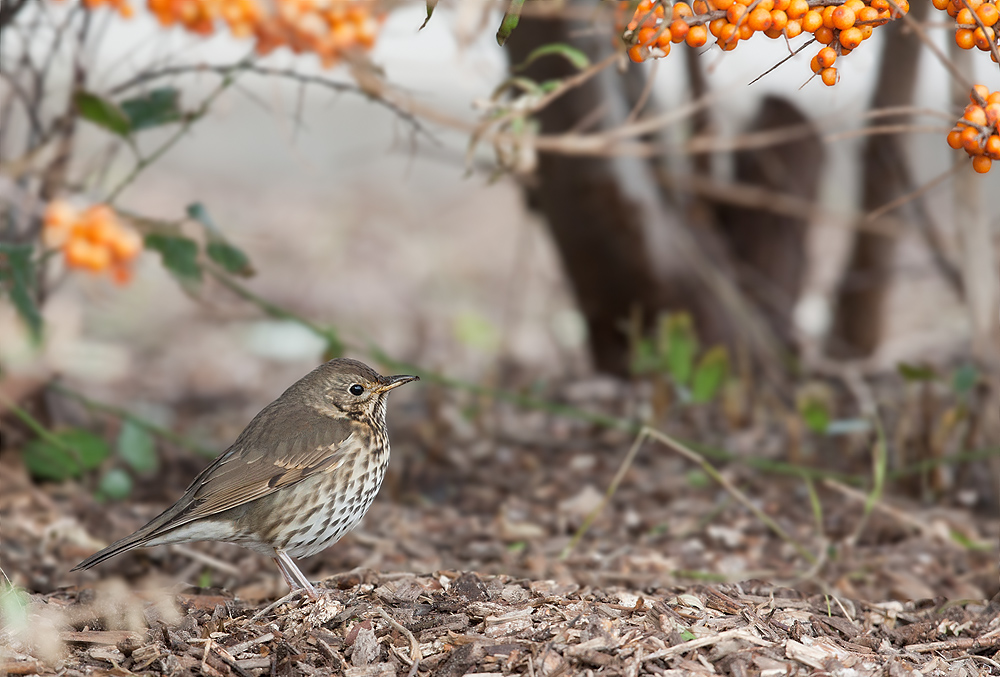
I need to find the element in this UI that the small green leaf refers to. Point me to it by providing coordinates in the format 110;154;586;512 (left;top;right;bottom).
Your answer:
661;314;698;387
691;346;728;404
419;0;438;29
22;429;112;481
117;420;158;473
197;569;213;589
800;400;830;434
207;242;253;277
685;468;710;489
496;0;525;46
187;203;253;276
145;234;202;286
516;43;590;71
96;468;133;501
897;362;937;382
678;629;697;641
120;87;182;131
75;91;131;136
952;363;979;396
0;243;42;342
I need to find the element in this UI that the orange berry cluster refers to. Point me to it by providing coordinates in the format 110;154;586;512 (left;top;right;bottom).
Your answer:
619;0;908;85
947;85;1000;174
43;202;142;284
934;0;1000;61
65;0;383;67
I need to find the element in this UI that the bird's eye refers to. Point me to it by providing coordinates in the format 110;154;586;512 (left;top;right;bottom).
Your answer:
349;384;365;396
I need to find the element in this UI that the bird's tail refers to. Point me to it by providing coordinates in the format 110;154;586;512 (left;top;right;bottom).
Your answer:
71;498;196;571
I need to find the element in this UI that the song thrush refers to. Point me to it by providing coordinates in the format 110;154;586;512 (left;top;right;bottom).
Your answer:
72;358;418;598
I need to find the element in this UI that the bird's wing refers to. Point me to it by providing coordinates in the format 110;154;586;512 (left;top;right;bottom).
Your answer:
183;413;358;520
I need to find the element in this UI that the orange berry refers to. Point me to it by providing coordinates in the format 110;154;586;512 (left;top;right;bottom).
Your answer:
669;18;690;41
832;5;855;29
974;26;995;50
961;126;985;154
686;24;708;46
727;3;747;23
978;2;1000;25
857;6;879;22
719;22;739;43
987;134;1000;157
673;2;693;18
815;26;834;43
972;84;991;104
713;0;736;9
964;103;988;126
628;45;646;61
784;19;802;37
656;27;674;47
844;0;865;11
947;129;964;149
738;22;754;38
821;5;837;28
772;0;790;10
786;0;807;18
821;66;838;86
892;0;909;14
747;6;772;30
988;91;1000;105
755;0;774;10
973;155;993;172
956;28;976;48
840;26;863;48
810;54;823;73
638;26;658;45
957;7;974;23
985;102;1000;125
932;0;949;8
802;9;823;31
770;9;787;29
693;0;709;13
709;17;727;35
718;34;739;48
817;46;837;67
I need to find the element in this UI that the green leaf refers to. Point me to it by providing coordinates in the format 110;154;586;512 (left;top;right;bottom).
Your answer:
629;337;658;375
496;0;525;46
952;363;979;396
120;87;182;131
690;346;728;404
0;243;42;342
897;362;937;382
187;202;253;277
515;43;590;71
145;234;202;286
419;0;438;29
799;400;830;434
96;468;133;501
75;91;131;136
661;314;698;387
117;420;158;473
207;241;253;277
22;429;112;481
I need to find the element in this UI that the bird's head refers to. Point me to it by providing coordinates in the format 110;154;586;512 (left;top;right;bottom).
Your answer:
304;357;418;420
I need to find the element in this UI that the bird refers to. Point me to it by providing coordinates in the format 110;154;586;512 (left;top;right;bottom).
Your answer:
72;357;418;599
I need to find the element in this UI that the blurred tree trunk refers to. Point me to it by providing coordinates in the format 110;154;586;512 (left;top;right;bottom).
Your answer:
828;0;928;358
505;8;733;375
714;96;823;348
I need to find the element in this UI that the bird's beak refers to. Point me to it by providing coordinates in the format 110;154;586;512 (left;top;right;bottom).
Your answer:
377;374;419;393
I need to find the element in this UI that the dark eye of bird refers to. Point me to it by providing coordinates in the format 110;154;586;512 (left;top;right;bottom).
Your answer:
349;384;364;396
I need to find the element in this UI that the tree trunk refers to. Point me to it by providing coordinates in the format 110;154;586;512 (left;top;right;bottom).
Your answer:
505;8;731;375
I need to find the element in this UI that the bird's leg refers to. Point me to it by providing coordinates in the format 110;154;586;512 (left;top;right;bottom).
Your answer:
273;550;319;599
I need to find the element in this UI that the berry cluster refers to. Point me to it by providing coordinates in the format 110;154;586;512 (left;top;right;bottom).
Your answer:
43;202;142;284
619;0;909;85
64;0;383;67
947;86;1000;174
935;0;1000;60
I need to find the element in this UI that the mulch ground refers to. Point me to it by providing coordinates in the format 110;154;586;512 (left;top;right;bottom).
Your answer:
3;377;1000;675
